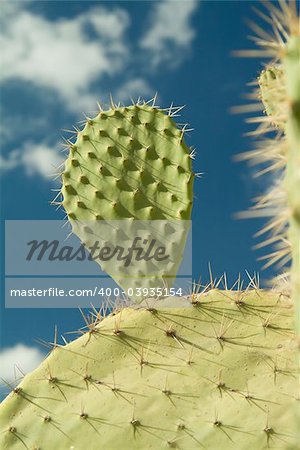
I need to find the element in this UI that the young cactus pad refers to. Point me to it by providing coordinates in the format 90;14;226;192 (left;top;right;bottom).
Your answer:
0;290;298;449
60;102;194;295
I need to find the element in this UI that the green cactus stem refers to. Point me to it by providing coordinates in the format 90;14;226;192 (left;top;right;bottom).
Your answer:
283;34;300;342
240;2;300;341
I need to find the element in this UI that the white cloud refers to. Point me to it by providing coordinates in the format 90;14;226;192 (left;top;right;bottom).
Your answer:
88;9;129;41
0;1;200;179
0;6;130;112
0;112;49;145
1;143;63;179
22;143;63;178
0;344;44;383
141;0;199;67
69;92;103;115
0;0;29;20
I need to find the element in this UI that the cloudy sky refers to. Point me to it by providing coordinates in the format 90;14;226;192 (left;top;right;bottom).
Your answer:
0;0;276;395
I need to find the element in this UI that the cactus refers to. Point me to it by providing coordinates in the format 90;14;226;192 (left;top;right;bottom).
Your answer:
0;289;298;449
0;3;299;450
59;100;194;296
260;41;300;338
239;1;300;339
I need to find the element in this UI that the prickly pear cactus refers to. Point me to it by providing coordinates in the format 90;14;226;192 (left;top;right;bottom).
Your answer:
1;4;299;450
60;101;194;295
258;36;300;338
241;1;300;339
0;290;298;449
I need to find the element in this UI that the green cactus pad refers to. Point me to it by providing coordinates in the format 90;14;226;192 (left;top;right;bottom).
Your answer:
62;104;193;222
61;103;194;295
0;290;298;449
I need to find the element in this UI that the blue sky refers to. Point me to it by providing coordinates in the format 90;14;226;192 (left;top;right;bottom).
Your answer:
0;0;276;389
